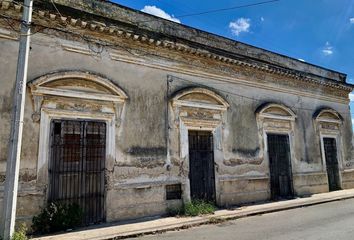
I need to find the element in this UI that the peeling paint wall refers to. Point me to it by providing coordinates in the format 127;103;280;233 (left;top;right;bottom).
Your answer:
0;22;353;226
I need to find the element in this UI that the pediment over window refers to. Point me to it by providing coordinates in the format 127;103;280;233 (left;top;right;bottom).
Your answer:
28;71;128;103
28;71;128;123
172;87;229;111
170;88;229;130
314;108;342;123
256;102;296;121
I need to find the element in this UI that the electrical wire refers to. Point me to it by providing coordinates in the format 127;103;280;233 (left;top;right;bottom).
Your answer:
175;0;280;19
134;0;280;23
50;0;63;18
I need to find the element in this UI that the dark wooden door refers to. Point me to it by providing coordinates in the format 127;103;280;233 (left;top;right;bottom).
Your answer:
267;134;294;200
323;138;341;191
49;120;106;225
189;131;216;202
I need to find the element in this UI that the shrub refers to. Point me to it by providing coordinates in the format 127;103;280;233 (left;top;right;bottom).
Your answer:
11;224;28;240
167;206;185;217
32;202;83;234
167;200;216;217
0;224;28;240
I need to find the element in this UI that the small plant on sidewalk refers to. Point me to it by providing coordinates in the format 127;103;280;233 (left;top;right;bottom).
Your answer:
184;200;216;216
168;200;216;217
32;202;83;234
11;224;28;240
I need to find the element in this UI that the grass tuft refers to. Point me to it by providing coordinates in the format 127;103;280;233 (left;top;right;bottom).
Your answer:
168;200;216;217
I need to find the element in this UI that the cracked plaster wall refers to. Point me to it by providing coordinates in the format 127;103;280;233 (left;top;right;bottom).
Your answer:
0;30;353;222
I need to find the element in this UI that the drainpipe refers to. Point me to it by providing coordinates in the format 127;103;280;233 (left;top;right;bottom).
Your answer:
1;1;33;239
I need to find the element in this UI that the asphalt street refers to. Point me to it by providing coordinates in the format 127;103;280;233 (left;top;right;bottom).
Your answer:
128;198;354;240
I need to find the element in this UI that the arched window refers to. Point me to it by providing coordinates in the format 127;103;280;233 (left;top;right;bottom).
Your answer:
28;71;128;187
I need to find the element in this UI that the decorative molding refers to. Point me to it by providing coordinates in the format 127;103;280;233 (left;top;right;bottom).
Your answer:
31;87;125;103
219;175;268;182
0;2;352;94
28;71;128;124
36;107;116;185
314;108;343;124
180;117;221;130
61;44;92;56
113;55;350;104
172;87;230;108
257;103;297;121
28;71;128;100
31;95;43;122
114;180;181;189
173;100;227;111
171;87;229;130
293;172;327;176
0;32;17;40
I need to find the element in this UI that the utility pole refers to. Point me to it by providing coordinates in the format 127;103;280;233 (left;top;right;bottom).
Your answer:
1;0;33;239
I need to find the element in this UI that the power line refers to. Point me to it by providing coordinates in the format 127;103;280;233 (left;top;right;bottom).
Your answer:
50;0;63;18
175;0;280;19
136;0;280;23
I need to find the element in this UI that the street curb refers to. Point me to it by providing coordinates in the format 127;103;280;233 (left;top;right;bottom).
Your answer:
100;194;354;240
33;193;354;240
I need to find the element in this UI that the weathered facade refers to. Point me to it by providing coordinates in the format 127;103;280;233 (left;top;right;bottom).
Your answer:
0;0;354;226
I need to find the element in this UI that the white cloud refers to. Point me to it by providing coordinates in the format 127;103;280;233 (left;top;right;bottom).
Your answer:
349;93;354;101
350;18;354;24
261;17;265;22
229;18;251;36
322;41;333;56
298;58;305;62
141;6;181;23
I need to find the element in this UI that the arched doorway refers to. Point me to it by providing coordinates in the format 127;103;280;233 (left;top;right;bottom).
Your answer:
171;87;229;203
29;71;128;224
256;103;297;200
314;108;343;191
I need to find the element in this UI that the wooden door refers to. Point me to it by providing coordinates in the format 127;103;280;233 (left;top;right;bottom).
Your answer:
267;134;294;199
188;131;216;202
323;137;341;191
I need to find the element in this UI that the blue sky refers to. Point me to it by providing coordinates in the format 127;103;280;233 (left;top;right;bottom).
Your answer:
111;0;354;125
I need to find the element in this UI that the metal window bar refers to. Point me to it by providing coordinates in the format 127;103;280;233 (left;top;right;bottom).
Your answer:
166;184;182;200
49;120;106;225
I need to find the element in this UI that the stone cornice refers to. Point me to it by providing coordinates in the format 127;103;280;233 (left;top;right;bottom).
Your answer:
1;0;353;94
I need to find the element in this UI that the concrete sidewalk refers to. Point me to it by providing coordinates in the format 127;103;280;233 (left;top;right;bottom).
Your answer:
33;189;354;240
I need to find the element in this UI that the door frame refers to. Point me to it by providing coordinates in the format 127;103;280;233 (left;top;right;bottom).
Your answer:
48;119;107;224
264;130;295;199
179;121;222;205
188;130;216;203
37;107;116;222
320;133;343;190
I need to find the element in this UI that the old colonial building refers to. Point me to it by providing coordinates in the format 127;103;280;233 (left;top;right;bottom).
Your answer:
0;0;354;226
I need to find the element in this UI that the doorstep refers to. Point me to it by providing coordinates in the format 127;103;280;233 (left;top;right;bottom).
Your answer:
32;189;354;240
